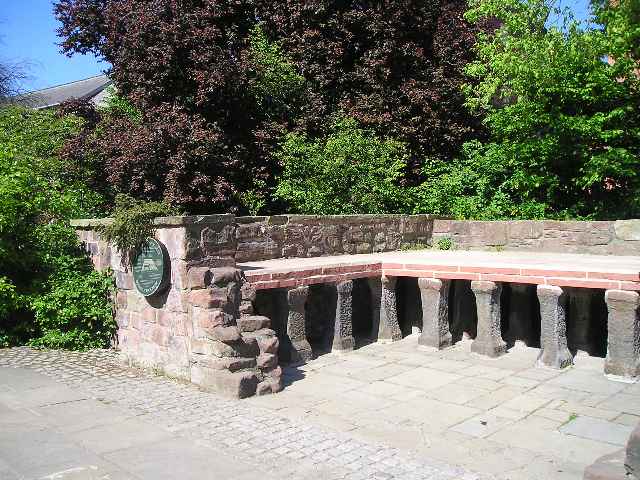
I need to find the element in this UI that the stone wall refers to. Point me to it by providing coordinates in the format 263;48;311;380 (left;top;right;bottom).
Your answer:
73;215;282;398
432;219;640;256
235;214;438;262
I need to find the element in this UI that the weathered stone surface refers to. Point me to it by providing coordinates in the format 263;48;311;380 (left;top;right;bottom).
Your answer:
584;450;628;480
255;334;279;354
471;281;506;358
211;267;241;286
615;220;640;242
379;275;402;342
605;290;640;380
418;278;452;350
115;271;134;290
204;325;240;343
332;280;355;352
256;353;277;369
186;267;212;289
626;422;640;477
192;368;258;398
188;288;226;309
237;315;271;332
537;285;573;369
286;286;313;364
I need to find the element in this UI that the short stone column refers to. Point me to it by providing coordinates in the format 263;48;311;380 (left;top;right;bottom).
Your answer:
379;275;402;342
418;278;452;350
471;281;506;357
286;286;313;364
537;285;573;369
504;284;535;347
604;289;640;380
332;280;355;352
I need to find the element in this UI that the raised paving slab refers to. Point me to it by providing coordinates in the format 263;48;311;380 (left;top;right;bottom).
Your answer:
240;250;640;291
0;347;485;480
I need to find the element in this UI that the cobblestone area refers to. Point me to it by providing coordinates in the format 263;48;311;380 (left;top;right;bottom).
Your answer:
0;347;484;480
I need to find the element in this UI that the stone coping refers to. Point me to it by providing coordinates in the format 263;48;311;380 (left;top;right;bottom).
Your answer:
235;213;445;224
240;250;640;291
71;214;234;229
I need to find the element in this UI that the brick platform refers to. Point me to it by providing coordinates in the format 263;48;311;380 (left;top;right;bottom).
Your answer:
240;250;640;381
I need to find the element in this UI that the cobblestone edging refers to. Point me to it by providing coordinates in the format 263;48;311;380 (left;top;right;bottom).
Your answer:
0;347;486;480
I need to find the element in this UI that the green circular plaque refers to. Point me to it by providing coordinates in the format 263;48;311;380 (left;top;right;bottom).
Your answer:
132;238;170;297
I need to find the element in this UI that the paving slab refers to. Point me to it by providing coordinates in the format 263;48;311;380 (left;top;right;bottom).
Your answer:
560;416;634;446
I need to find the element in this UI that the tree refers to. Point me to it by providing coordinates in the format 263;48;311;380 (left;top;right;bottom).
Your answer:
255;0;485;174
415;0;640;219
0;60;27;101
55;0;304;213
55;0;485;213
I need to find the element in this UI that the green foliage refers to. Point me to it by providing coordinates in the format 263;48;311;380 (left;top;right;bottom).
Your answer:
101;194;177;266
248;25;305;115
29;268;115;350
238;179;268;216
274;117;409;215
436;237;453;251
426;0;640;220
0;105;114;350
100;86;142;123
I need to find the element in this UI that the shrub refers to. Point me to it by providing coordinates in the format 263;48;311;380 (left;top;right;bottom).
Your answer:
0;106;115;350
274;117;409;214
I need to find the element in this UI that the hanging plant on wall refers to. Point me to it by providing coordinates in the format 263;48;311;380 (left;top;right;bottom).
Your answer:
100;194;178;267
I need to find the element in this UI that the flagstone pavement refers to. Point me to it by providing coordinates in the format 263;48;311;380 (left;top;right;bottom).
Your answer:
1;336;638;480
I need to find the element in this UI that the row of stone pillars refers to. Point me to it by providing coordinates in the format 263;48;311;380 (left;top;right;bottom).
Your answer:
419;279;639;380
279;276;639;380
283;276;404;364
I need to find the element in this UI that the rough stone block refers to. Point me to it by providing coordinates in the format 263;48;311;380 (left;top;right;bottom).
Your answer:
257;353;277;369
188;288;227;309
186;267;212;289
192;368;258;398
211;267;240;286
508;221;543;240
240;283;257;302
207;326;242;343
115;271;133;290
615;220;640;241
626;422;640;477
256;335;279;354
584;450;628;480
237;315;271;332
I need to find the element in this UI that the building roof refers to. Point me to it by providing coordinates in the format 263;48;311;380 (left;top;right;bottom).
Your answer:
12;74;112;109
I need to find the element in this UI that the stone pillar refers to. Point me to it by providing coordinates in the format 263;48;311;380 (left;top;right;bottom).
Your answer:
418;278;452;350
604;290;640;380
537;285;573;369
332;280;355;352
367;277;382;340
286;286;313;364
471;281;506;357
379;275;402;342
504;284;535;347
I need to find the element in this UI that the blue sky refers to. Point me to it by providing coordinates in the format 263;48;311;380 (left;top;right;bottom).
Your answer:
1;0;594;92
